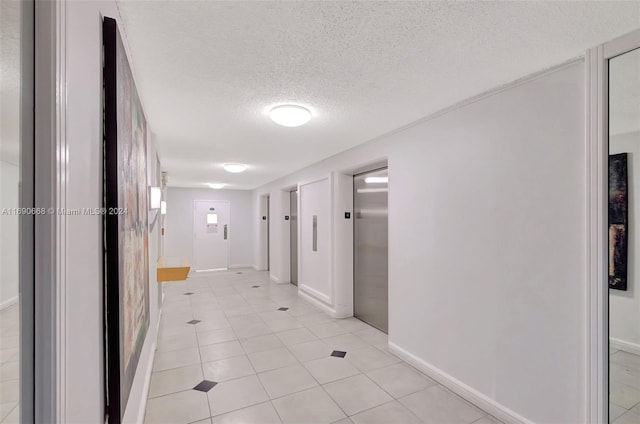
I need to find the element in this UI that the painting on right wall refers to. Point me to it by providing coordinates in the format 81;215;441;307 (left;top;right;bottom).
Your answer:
609;152;629;291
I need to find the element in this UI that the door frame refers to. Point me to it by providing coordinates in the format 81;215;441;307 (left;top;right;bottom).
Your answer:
586;28;640;423
266;195;270;271
192;199;231;271
289;188;299;286
352;166;389;333
34;0;63;421
257;194;270;272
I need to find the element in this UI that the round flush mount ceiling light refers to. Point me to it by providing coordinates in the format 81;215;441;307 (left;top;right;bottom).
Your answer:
269;104;312;127
207;183;226;189
223;163;248;173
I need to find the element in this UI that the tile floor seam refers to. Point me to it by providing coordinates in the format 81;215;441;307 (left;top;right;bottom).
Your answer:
312;366;366;387
205;390;272;420
361;367;419;401
612;402;628;411
1;403;18;424
211;400;277;423
330;372;398;415
268;398;285;424
148;385;204;401
350;398;407;421
397;398;433;424
296;348;352;421
240;334;287;424
193;316;214;421
431;384;487;418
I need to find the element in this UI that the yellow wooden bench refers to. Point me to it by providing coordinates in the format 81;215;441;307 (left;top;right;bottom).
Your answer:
157;256;190;282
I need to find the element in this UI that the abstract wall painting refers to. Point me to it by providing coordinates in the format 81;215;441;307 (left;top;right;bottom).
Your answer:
609;153;628;291
103;17;150;423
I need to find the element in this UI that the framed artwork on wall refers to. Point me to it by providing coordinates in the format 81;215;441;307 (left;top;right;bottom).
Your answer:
609;152;628;291
103;16;150;423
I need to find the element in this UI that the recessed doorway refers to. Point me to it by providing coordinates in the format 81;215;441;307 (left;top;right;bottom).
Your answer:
353;167;389;333
290;189;298;286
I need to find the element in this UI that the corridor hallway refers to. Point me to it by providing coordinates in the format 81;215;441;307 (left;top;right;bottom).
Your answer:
145;270;499;424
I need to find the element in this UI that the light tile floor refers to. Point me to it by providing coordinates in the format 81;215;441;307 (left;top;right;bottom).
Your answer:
0;304;19;424
610;348;640;423
145;269;501;424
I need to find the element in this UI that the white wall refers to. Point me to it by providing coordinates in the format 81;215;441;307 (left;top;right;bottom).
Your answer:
0;160;19;309
64;2;160;422
253;61;587;423
165;187;254;268
332;173;354;318
610;131;640;355
64;2;116;420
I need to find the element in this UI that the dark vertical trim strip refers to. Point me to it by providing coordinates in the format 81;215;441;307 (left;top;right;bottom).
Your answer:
102;16;121;424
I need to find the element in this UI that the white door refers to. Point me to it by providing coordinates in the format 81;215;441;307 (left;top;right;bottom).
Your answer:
193;200;230;271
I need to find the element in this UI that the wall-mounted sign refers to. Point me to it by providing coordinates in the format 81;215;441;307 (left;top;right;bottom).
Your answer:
207;208;218;233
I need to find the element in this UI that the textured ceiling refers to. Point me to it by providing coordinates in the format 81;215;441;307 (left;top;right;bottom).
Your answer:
116;1;640;189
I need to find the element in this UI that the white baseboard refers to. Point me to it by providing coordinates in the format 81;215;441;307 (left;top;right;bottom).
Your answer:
269;274;292;285
229;264;254;270
136;309;162;424
331;308;353;319
299;283;331;304
0;296;18;311
610;338;640;356
387;342;533;424
131;341;156;424
298;289;337;316
124;308;161;424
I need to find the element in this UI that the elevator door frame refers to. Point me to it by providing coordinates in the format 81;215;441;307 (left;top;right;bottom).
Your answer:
266;195;270;271
587;28;640;423
290;190;298;286
353;166;389;333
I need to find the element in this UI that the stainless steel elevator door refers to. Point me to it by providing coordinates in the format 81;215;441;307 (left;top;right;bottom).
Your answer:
354;168;389;333
290;190;298;286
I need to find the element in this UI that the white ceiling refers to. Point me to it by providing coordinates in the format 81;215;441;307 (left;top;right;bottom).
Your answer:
115;1;640;189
